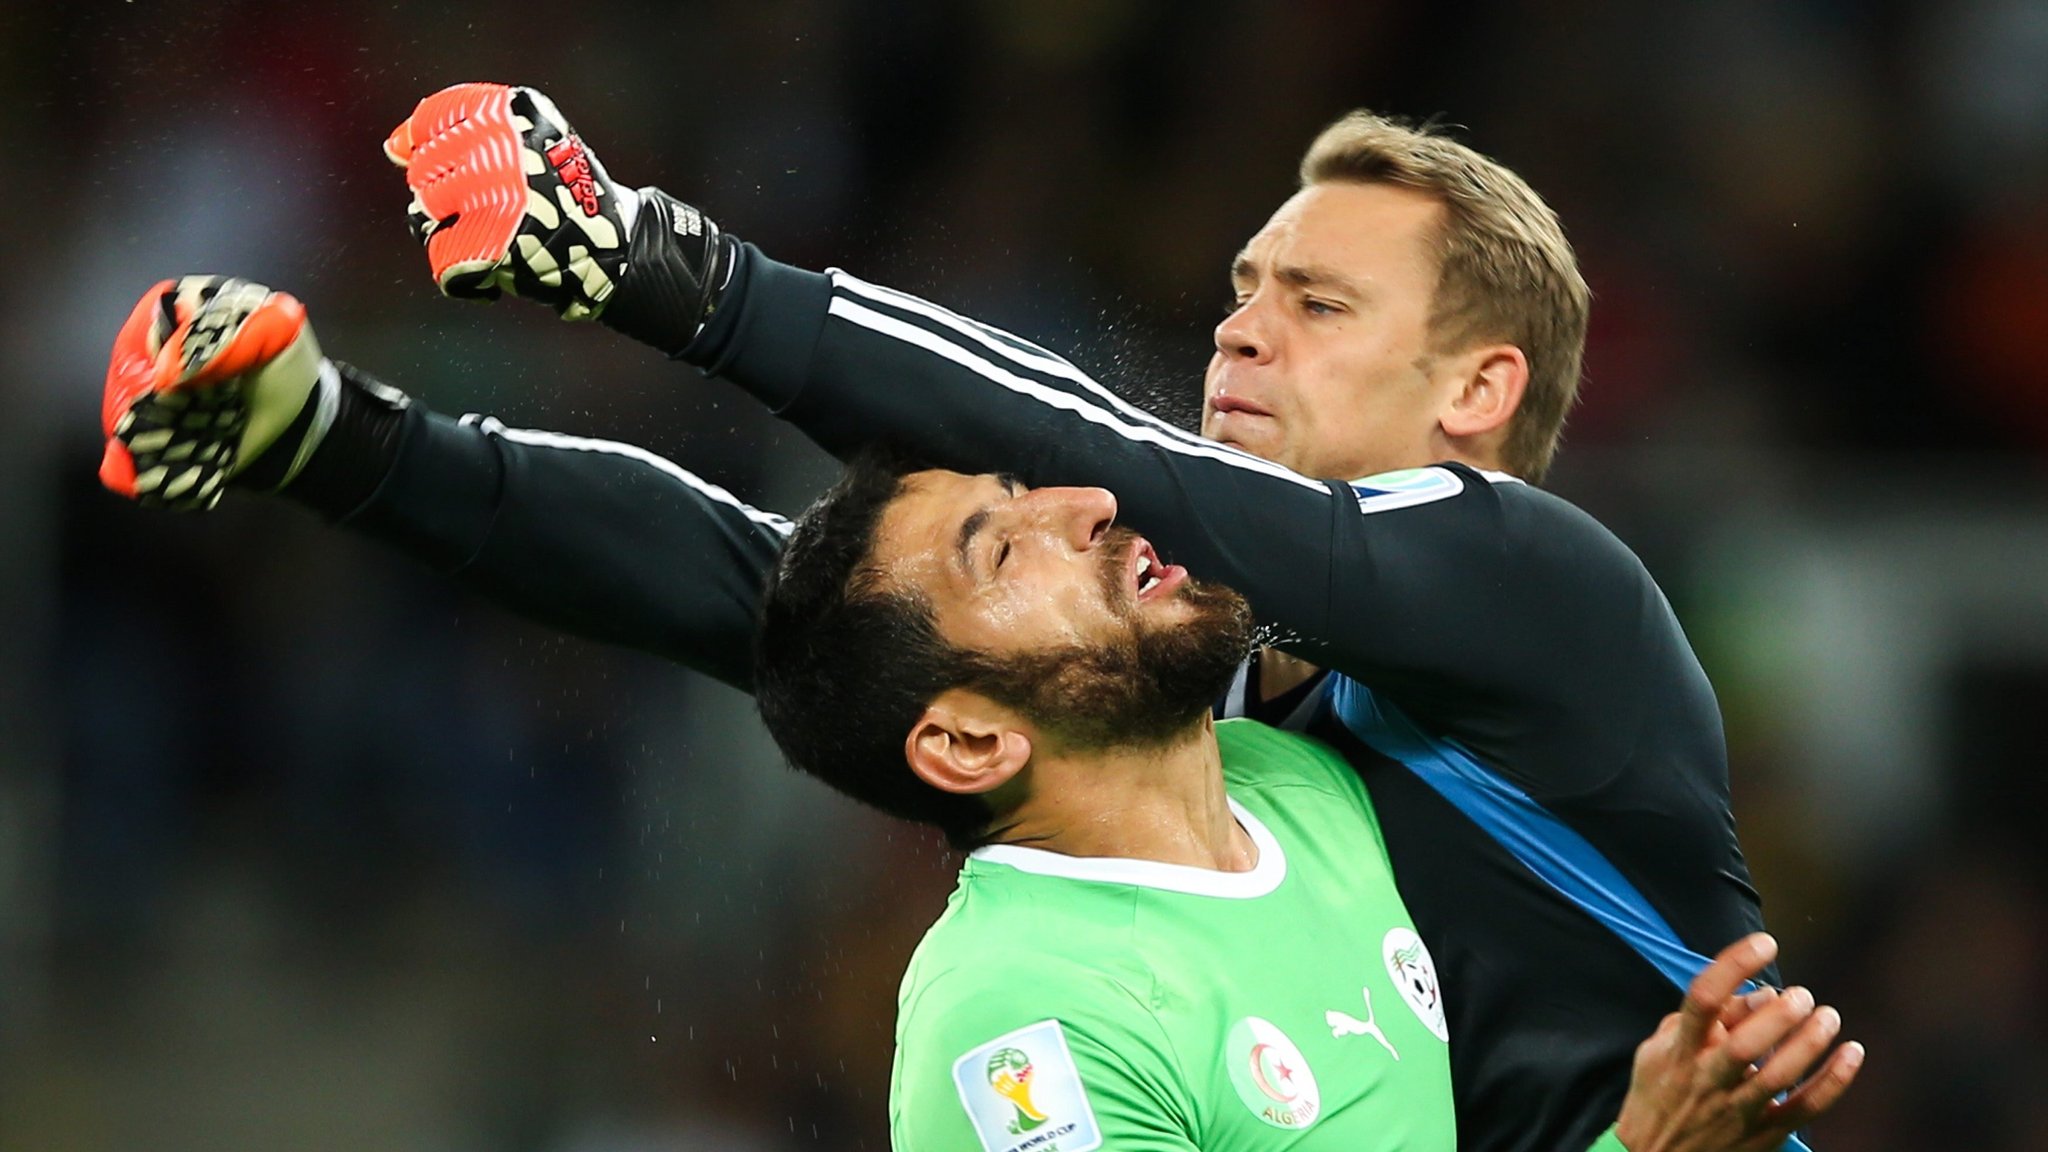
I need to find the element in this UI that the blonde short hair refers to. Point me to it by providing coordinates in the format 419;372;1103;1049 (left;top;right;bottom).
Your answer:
1300;112;1590;482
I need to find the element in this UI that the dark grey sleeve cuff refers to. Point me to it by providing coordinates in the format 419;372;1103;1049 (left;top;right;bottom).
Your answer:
682;242;835;413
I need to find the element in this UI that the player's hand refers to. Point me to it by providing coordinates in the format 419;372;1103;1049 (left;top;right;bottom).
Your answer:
384;83;635;320
1612;933;1864;1152
100;276;337;510
386;82;735;354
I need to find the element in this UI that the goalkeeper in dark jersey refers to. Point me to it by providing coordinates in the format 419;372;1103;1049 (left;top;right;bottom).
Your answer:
97;87;1861;1150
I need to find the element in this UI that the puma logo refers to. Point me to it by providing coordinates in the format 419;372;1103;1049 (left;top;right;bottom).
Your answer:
1326;987;1399;1060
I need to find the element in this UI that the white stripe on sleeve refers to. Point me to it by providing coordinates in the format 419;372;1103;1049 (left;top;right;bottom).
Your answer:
828;270;1225;455
460;415;795;535
824;295;1329;493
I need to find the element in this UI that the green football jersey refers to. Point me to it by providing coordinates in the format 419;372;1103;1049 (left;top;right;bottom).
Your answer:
890;719;1457;1152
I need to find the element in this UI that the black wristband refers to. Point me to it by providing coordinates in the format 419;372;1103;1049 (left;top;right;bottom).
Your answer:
267;362;411;518
599;186;739;357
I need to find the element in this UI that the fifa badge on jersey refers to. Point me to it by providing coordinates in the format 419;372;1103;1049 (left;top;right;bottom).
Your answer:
1347;466;1465;514
952;1019;1104;1152
1226;1016;1322;1130
1383;927;1450;1042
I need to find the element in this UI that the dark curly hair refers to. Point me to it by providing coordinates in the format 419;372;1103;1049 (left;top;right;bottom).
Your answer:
753;451;995;849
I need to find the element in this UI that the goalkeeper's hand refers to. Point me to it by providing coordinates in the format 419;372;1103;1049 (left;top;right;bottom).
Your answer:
99;276;339;510
385;82;734;354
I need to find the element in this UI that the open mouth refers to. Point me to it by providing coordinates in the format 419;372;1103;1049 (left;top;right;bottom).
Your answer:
1130;538;1187;602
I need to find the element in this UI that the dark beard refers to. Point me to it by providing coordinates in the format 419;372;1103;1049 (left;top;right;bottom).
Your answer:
958;528;1254;752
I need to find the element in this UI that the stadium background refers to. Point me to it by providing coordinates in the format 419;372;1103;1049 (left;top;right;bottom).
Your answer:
4;1;2047;1148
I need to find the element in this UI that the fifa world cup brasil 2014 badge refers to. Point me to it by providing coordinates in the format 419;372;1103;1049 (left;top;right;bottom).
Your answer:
953;1020;1104;1152
1227;1016;1323;1130
987;1047;1049;1134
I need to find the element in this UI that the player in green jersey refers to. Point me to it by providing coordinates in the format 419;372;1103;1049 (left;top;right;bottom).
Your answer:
751;454;1860;1152
898;717;1449;1150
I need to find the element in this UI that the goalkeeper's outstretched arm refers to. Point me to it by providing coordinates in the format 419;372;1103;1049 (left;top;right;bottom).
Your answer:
303;386;787;690
99;277;786;691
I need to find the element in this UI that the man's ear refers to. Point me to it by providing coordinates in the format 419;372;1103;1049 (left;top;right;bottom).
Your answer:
906;688;1034;796
1440;343;1528;441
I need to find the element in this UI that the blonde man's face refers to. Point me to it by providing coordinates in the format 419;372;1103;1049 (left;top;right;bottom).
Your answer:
1204;181;1462;482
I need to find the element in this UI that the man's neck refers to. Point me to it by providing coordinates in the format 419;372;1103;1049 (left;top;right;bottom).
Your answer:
1320;444;1510;485
1258;647;1323;702
991;715;1258;872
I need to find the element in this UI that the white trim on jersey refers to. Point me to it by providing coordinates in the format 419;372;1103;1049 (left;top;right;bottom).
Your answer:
830;269;1222;456
825;295;1326;493
459;415;795;534
969;799;1286;898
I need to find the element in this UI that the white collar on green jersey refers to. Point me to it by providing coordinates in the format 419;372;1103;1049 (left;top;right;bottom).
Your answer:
968;798;1286;898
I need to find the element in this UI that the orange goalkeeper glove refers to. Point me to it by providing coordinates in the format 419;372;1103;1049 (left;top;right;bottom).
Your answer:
385;82;734;354
99;276;338;510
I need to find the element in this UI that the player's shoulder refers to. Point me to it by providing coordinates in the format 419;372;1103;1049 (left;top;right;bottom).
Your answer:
1424;463;1658;595
1351;460;1600;525
1462;461;1639;542
898;912;1161;1075
900;876;1151;1026
900;947;1153;1030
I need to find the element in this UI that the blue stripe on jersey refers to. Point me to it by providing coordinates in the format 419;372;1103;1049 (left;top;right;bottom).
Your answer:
1324;674;1815;1152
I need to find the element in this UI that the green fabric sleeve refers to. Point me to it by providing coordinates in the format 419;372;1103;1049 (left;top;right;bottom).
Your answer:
891;962;1197;1152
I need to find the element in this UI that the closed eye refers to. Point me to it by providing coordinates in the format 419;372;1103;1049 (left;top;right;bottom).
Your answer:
995;540;1012;569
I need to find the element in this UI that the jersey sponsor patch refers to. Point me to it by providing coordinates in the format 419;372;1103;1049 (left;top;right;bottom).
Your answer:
1347;466;1465;514
951;1019;1103;1152
1226;1016;1322;1130
1383;927;1450;1042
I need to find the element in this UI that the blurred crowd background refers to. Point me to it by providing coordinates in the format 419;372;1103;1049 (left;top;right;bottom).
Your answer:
3;1;2046;1148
